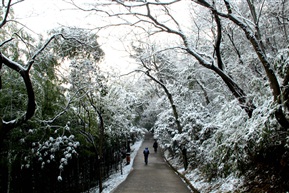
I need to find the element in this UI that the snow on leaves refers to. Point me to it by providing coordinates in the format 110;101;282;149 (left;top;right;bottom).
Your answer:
22;123;80;181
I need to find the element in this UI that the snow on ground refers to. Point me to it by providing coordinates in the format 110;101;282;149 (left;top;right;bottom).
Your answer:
164;149;244;193
87;139;143;193
87;138;243;193
182;168;244;193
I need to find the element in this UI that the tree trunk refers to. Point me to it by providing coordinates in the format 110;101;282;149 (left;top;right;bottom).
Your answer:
145;71;189;170
182;148;188;170
211;65;256;118
96;155;102;193
0;53;36;143
194;0;289;128
7;143;12;193
181;29;255;118
196;80;210;105
96;109;104;193
224;1;289;129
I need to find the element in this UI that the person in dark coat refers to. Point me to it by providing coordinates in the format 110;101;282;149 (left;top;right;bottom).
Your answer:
143;147;150;165
153;141;158;153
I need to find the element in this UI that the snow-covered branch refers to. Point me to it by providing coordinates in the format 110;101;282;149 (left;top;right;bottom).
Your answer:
0;0;12;28
0;52;36;133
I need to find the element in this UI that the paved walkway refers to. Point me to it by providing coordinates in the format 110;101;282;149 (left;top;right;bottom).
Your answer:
112;133;192;193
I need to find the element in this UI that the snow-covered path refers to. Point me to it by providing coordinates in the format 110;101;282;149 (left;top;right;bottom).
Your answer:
112;132;192;193
86;138;143;193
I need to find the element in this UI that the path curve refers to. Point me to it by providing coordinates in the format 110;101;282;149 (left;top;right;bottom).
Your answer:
112;132;192;193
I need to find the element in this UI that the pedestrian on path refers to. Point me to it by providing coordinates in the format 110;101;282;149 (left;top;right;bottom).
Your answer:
113;132;192;193
153;140;158;153
143;147;150;165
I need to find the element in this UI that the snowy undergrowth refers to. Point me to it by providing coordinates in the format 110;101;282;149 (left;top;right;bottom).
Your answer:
184;168;244;193
156;96;279;192
194;99;277;192
163;146;245;193
85;139;143;193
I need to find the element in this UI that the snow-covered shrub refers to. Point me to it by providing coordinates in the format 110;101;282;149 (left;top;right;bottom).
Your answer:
274;48;289;80
274;48;289;114
129;126;146;142
154;109;177;150
154;101;213;169
22;122;80;180
197;97;282;180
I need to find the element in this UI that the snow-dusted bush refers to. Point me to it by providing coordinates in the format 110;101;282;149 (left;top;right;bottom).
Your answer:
274;48;289;80
153;100;212;167
198;96;282;179
153;86;285;187
21;122;80;181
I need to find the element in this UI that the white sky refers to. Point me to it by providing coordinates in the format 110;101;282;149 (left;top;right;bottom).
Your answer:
13;0;115;34
12;0;193;76
13;0;138;74
13;0;79;32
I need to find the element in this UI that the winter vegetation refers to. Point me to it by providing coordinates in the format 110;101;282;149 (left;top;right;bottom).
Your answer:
1;0;289;192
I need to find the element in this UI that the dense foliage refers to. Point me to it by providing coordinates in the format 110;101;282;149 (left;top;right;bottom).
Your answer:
83;0;289;192
0;4;144;193
1;0;289;192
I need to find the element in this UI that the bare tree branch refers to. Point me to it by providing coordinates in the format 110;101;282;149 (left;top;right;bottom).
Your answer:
225;29;243;64
0;0;12;28
100;0;256;117
0;32;97;142
0;52;36;132
212;8;224;70
0;37;14;47
115;0;182;7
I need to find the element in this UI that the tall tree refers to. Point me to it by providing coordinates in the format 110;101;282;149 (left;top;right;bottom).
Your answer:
78;0;289;128
77;0;256;117
193;0;289;128
137;49;188;168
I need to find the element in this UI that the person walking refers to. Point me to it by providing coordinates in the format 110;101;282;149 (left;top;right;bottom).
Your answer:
143;147;150;165
153;141;158;153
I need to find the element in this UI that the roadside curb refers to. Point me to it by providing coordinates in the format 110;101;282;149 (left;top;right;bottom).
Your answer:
162;151;200;193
